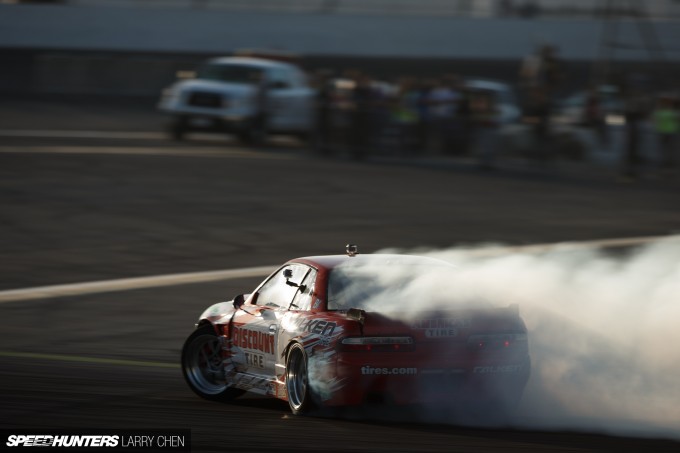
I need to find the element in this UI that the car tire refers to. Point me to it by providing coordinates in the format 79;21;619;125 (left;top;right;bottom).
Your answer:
236;130;253;144
294;131;310;143
240;117;268;146
181;324;245;401
169;117;188;141
285;343;316;415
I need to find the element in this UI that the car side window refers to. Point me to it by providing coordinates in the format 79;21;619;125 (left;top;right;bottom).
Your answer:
290;269;317;311
256;264;306;308
268;67;292;90
289;68;307;88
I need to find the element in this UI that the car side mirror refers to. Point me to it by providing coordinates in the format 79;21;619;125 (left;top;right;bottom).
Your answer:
233;294;246;309
175;70;196;80
269;80;289;90
283;269;293;279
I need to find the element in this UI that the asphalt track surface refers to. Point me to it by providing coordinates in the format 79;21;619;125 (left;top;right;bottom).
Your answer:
1;98;680;452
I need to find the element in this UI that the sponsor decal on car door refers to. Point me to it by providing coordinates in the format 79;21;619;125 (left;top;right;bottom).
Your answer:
231;309;278;375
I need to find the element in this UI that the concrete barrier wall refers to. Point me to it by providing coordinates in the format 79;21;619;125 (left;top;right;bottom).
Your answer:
30;54;195;96
61;0;680;19
0;4;678;96
2;4;679;59
2;50;531;96
1;49;676;97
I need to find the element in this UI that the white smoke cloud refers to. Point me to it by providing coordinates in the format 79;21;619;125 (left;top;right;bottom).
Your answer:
346;237;680;438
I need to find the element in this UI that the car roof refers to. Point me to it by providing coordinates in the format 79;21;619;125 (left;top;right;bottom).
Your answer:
292;254;452;270
207;56;295;69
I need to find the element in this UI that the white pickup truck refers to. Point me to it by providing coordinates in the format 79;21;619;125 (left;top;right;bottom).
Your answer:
158;57;315;143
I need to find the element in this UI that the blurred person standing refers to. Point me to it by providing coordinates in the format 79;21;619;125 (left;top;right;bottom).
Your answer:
583;88;608;147
538;45;563;101
455;85;474;156
393;78;420;154
370;81;392;155
520;44;564;106
473;91;500;170
621;84;648;181
524;86;551;163
350;73;375;160
427;76;460;154
416;79;435;153
520;45;564;164
313;70;334;155
519;48;541;92
652;95;679;177
250;71;270;146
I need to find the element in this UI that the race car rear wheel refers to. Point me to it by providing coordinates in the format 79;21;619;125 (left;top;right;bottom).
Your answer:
181;324;244;401
285;343;315;415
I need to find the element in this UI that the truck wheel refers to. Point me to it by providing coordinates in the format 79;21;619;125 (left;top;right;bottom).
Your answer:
241;117;268;146
169;117;188;141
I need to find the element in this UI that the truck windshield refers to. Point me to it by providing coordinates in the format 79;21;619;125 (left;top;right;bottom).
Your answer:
197;64;264;84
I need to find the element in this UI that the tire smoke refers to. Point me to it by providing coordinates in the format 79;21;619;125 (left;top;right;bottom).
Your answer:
376;237;680;438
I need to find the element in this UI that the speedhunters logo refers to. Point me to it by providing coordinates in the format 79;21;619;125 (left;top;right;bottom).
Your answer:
6;436;119;448
1;431;190;452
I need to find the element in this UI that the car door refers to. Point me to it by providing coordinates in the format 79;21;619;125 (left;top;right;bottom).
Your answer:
284;67;315;131
230;264;307;377
266;66;310;132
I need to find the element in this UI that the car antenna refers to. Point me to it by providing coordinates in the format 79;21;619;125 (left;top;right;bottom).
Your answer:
346;244;358;257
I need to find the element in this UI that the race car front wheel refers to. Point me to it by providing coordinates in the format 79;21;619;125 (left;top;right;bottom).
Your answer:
181;324;244;401
285;343;316;415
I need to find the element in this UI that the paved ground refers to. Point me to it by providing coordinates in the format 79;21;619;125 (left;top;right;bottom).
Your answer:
0;98;679;451
1;129;678;290
2;282;680;452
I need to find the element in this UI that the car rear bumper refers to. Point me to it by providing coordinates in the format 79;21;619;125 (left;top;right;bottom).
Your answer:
326;353;531;407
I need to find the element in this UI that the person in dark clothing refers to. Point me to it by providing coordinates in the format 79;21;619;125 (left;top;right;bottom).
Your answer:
584;89;608;147
392;77;420;155
622;93;647;180
455;87;474;155
351;74;374;160
313;71;334;155
249;71;269;146
653;96;679;177
525;86;551;162
539;45;562;100
415;79;435;153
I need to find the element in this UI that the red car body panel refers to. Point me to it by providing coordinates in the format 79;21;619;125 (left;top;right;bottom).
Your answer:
195;254;530;408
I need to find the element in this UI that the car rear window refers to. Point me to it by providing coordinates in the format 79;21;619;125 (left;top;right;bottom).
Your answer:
327;258;454;311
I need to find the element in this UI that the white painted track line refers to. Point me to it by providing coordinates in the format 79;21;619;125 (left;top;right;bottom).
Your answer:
0;130;165;139
0;146;295;159
0;129;301;145
0;234;678;304
0;266;276;304
0;351;178;369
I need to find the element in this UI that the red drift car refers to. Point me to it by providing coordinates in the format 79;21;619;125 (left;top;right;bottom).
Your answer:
181;246;530;415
